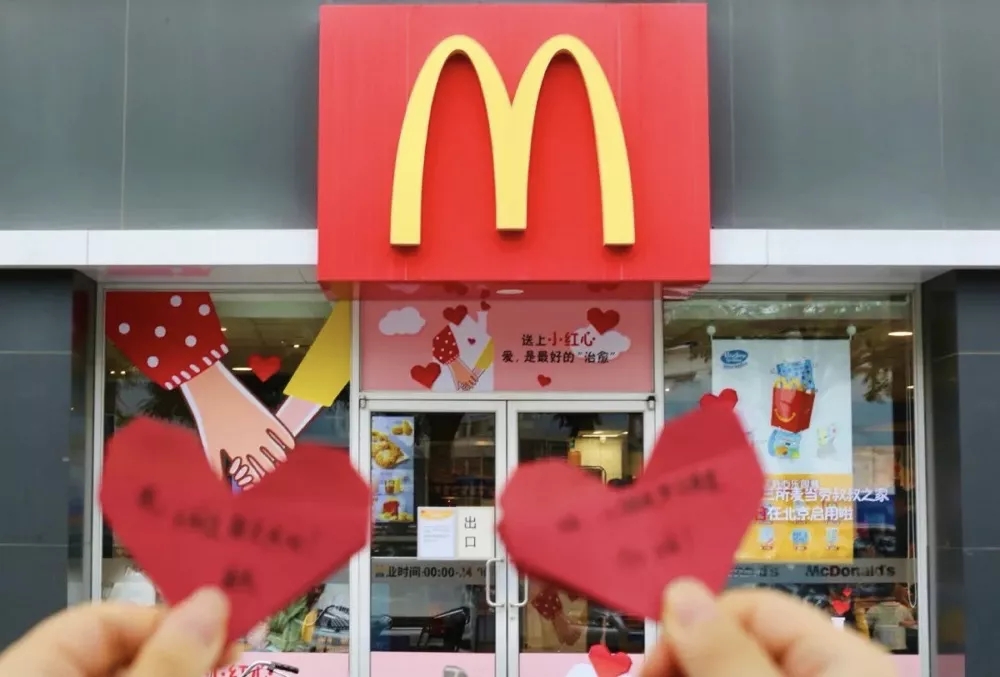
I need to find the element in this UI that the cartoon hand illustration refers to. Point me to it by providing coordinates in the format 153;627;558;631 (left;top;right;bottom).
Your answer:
449;360;479;391
433;326;479;390
182;362;295;486
106;291;294;487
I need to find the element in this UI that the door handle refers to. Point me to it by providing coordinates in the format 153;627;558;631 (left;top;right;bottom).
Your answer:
484;557;504;608
511;575;529;608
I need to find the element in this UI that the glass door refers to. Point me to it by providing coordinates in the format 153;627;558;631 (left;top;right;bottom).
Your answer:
360;400;509;677
505;401;656;677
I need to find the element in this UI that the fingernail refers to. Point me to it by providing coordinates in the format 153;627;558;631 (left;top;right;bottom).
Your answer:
164;588;229;645
665;578;716;629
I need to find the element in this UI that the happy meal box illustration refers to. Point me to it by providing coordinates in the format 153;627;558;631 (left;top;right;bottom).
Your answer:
430;306;495;392
770;359;816;433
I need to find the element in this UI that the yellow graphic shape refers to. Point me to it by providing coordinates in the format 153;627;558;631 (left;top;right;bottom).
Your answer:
391;34;634;247
284;301;351;406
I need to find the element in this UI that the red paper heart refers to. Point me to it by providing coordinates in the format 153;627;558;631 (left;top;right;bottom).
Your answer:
587;308;620;334
443;305;469;326
589;644;633;677
410;363;441;389
100;417;370;642
443;282;469;296
480;289;490;299
831;599;852;615
247;355;281;382
499;405;763;620
537;374;552;387
481;301;491;311
699;388;739;410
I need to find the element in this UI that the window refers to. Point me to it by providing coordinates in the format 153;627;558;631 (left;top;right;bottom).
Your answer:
663;294;919;655
101;290;350;654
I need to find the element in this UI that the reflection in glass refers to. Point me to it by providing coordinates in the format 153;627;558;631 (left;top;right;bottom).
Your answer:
662;294;918;655
517;412;645;655
370;412;496;653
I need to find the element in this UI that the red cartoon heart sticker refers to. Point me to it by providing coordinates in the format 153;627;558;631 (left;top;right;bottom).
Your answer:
588;644;633;677
587;308;620;335
443;305;469;326
537;374;552;387
699;388;739;410
248;354;281;382
100;417;371;642
498;405;763;620
410;363;441;389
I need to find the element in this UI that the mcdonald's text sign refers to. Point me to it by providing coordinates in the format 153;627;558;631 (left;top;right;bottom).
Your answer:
318;4;709;288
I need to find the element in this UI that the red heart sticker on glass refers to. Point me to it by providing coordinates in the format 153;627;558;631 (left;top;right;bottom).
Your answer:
699;388;739;410
499;405;763;620
588;644;633;677
248;354;281;382
100;417;370;642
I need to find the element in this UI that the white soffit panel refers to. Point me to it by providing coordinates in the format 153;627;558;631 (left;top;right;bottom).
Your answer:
0;228;990;284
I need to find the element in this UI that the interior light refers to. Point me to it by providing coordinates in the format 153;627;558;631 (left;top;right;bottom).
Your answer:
221;327;228;332
907;385;915;390
664;387;671;392
888;331;913;337
293;344;300;349
232;366;252;372
496;289;523;296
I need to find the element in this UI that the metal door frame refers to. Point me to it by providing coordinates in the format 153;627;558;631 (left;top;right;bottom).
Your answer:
504;399;657;677
357;399;509;677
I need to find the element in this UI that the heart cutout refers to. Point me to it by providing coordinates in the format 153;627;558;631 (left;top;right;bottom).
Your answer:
499;405;762;619
588;644;633;677
247;355;281;382
480;289;490;299
699;388;739;410
443;305;469;326
831;599;852;616
481;301;491;311
443;282;469;296
410;363;442;389
537;374;552;387
587;308;620;335
468;337;477;345
100;417;370;642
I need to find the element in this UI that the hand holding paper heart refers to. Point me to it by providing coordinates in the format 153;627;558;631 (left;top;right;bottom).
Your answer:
498;405;763;620
100;417;371;642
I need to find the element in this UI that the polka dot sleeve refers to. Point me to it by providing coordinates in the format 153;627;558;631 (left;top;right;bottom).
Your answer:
105;292;228;390
530;584;563;620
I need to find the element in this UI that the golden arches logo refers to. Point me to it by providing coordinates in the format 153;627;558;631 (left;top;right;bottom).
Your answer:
390;34;635;247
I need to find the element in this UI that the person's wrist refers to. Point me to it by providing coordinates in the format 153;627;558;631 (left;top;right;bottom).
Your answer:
180;361;228;403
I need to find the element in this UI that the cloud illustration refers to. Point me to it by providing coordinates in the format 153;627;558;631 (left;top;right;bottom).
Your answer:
571;326;632;360
379;307;426;336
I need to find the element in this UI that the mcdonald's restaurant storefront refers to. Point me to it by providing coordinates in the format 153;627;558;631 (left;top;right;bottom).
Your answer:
78;4;924;677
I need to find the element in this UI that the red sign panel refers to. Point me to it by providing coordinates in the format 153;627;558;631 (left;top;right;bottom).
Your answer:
318;4;709;288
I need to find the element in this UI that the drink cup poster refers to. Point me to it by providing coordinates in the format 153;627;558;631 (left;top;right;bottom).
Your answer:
710;339;855;562
361;298;652;392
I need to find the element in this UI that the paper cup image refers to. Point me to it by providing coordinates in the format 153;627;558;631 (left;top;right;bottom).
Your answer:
791;528;810;551
758;525;775;550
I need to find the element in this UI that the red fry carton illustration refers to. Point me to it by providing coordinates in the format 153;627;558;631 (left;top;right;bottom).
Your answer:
770;385;816;433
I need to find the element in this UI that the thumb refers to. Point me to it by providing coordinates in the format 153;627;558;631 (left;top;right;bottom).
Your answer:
125;588;229;677
662;579;780;677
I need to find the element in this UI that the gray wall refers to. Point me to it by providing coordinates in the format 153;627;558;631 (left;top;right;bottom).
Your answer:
922;271;1000;677
0;271;94;648
1;0;996;231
